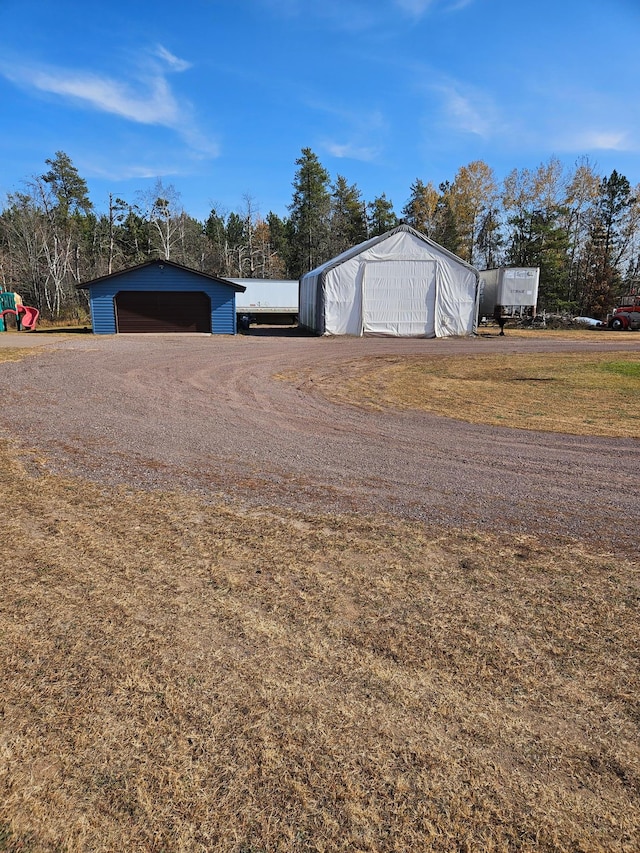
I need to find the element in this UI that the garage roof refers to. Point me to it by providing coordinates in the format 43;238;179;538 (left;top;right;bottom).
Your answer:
77;259;246;292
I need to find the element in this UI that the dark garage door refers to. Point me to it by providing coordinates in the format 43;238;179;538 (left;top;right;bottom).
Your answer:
115;291;211;333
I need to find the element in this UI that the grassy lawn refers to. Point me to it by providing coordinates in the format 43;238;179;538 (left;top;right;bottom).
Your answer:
0;442;638;852
0;348;41;362
0;344;639;851
289;350;640;438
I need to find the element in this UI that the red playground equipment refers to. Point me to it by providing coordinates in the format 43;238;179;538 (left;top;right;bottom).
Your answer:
0;291;39;332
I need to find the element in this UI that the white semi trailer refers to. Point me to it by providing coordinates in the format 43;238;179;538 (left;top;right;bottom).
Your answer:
229;279;299;326
478;267;540;322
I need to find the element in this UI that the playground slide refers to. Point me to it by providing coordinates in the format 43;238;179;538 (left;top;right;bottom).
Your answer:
18;305;39;330
0;305;40;331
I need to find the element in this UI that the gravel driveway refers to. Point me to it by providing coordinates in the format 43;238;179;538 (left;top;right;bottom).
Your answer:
0;330;638;554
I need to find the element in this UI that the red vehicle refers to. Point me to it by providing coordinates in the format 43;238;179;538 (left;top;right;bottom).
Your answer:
608;294;640;330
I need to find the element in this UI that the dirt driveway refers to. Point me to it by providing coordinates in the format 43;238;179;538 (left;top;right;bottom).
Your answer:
0;330;638;554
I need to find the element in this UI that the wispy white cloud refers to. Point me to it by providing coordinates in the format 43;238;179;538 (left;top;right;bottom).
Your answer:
431;80;500;138
87;161;180;181
308;100;387;161
555;130;634;152
431;77;638;158
153;45;192;73
261;0;474;30
522;78;640;156
10;66;181;125
394;0;474;16
0;45;219;158
323;141;382;161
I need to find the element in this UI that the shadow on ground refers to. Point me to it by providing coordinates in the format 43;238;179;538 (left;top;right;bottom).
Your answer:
31;326;92;335
241;324;312;338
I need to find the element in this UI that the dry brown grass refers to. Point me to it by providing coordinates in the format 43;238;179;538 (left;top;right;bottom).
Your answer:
287;351;640;438
0;439;638;852
0;348;41;363
480;328;627;340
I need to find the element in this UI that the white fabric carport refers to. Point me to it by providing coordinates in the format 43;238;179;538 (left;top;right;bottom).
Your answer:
299;225;479;338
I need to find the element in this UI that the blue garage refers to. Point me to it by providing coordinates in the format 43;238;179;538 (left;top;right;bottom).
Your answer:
78;260;245;335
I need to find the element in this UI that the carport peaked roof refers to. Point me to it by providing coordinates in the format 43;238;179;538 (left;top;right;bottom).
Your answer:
304;224;479;279
77;259;246;291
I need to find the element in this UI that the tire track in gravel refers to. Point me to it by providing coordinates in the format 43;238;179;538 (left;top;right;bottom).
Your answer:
0;331;638;553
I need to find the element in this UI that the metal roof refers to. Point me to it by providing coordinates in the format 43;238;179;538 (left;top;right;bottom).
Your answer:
77;259;246;292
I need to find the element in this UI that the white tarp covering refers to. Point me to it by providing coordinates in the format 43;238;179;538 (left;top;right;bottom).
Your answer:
363;260;436;336
299;225;478;337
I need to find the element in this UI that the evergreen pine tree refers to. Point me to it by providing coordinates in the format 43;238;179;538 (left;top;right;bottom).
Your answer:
288;148;331;277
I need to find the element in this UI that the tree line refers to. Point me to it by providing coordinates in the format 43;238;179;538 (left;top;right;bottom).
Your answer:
0;148;638;320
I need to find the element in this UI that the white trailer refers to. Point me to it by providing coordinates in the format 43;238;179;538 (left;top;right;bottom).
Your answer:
229;279;298;325
478;267;539;321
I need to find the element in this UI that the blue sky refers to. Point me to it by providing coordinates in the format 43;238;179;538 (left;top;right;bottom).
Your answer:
1;0;639;222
